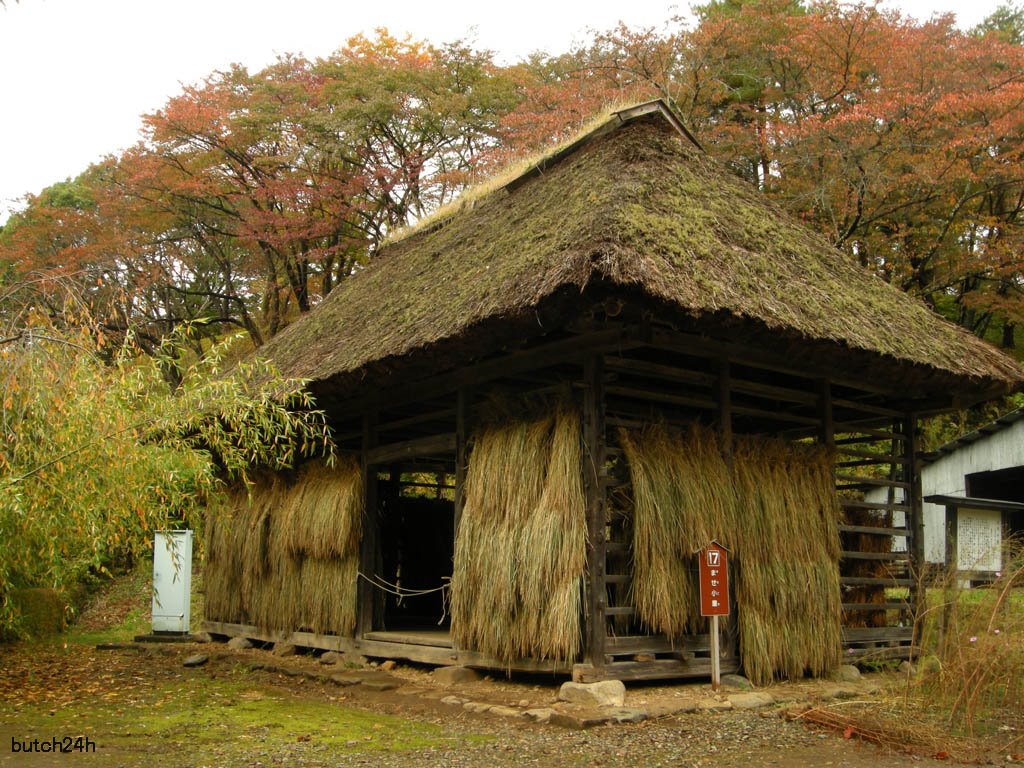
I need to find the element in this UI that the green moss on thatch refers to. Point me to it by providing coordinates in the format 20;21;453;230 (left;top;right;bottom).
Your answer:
257;102;1021;396
204;456;362;637
450;407;586;663
621;423;842;685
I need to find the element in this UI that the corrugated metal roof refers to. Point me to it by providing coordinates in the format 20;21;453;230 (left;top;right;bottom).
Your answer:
923;407;1024;463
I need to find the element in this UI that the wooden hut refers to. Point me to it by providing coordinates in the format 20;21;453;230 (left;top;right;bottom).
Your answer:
202;100;1024;684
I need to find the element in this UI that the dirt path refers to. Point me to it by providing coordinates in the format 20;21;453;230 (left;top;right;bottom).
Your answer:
0;639;975;768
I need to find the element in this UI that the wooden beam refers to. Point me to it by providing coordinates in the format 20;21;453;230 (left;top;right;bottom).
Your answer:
841;499;911;513
842;602;912;612
366;433;456;465
572;657;739;683
841;550;909;562
605;355;714;387
202;621;573;674
834;424;898;441
718;359;732;465
647;328;896;397
342;327;644;412
583;354;608;671
607;384;715;411
842;626;914;643
839;524;910;537
835;474;911;490
840;576;915;587
375;407;457;435
836;448;908;464
605;634;709;655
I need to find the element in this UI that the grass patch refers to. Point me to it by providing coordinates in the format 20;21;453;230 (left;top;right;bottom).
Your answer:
2;667;479;767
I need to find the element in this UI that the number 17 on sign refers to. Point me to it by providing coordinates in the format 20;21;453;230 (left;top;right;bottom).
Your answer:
698;541;730;691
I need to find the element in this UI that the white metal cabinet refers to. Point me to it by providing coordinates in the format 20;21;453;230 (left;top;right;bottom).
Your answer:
152;530;193;633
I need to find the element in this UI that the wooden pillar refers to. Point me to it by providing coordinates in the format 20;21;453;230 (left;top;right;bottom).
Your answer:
357;411;379;640
454;387;471;535
941;501;958;656
718;359;733;464
817;379;834;446
583;354;607;670
717;359;738;659
903;414;926;657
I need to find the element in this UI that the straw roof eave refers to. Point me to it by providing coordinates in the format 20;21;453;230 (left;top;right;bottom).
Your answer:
257;103;1024;404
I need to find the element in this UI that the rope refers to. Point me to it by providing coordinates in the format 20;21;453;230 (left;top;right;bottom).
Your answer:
357;572;451;625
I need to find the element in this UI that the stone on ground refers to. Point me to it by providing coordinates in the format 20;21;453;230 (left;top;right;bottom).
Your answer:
834;664;861;683
227;636;253;650
606;707;648;723
721;673;753;690
522;708;555;724
362;680;398;692
488;705;520;717
728;692;774;710
272;642;297;657
191;631;213;644
549;712;609;729
697;698;733;712
182;654;208;668
319;651;342;665
557;680;626;708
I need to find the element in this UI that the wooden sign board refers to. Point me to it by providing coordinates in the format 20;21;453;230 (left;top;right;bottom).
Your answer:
698;541;730;617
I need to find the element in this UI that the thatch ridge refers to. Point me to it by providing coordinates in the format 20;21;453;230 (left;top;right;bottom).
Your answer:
258;102;1022;396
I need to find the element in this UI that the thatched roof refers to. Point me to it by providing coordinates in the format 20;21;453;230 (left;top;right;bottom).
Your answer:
260;100;1023;399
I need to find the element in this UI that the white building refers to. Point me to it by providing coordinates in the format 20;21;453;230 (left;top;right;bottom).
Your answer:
869;408;1024;572
920;409;1024;571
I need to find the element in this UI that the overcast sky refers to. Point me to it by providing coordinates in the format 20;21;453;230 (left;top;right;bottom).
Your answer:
0;0;1012;223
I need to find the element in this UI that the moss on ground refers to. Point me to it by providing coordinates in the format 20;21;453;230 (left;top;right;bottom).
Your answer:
2;663;483;767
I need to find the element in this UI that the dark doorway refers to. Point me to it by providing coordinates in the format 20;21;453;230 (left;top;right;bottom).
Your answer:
966;465;1024;541
377;468;455;631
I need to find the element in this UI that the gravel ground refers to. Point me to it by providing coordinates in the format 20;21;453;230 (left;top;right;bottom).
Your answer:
228;704;936;768
0;641;984;768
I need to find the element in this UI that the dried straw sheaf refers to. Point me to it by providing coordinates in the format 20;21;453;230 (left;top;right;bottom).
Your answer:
621;423;842;685
204;456;362;637
451;407;586;663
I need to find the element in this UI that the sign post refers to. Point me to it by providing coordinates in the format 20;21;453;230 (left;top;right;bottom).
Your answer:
698;541;730;692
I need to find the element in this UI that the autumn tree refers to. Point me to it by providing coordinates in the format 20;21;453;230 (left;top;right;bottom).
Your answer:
502;3;1024;349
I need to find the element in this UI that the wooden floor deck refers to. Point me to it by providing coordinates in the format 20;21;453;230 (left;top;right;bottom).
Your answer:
364;629;453;648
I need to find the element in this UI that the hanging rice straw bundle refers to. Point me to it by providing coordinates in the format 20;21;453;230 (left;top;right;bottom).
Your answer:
623;423;842;685
452;406;586;663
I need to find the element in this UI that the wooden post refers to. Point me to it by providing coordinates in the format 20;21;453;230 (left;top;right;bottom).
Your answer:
716;360;738;663
710;615;721;692
904;415;926;657
454;387;471;536
718;359;732;466
356;411;379;640
452;387;470;658
583;354;607;671
818;379;834;446
941;501;958;656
